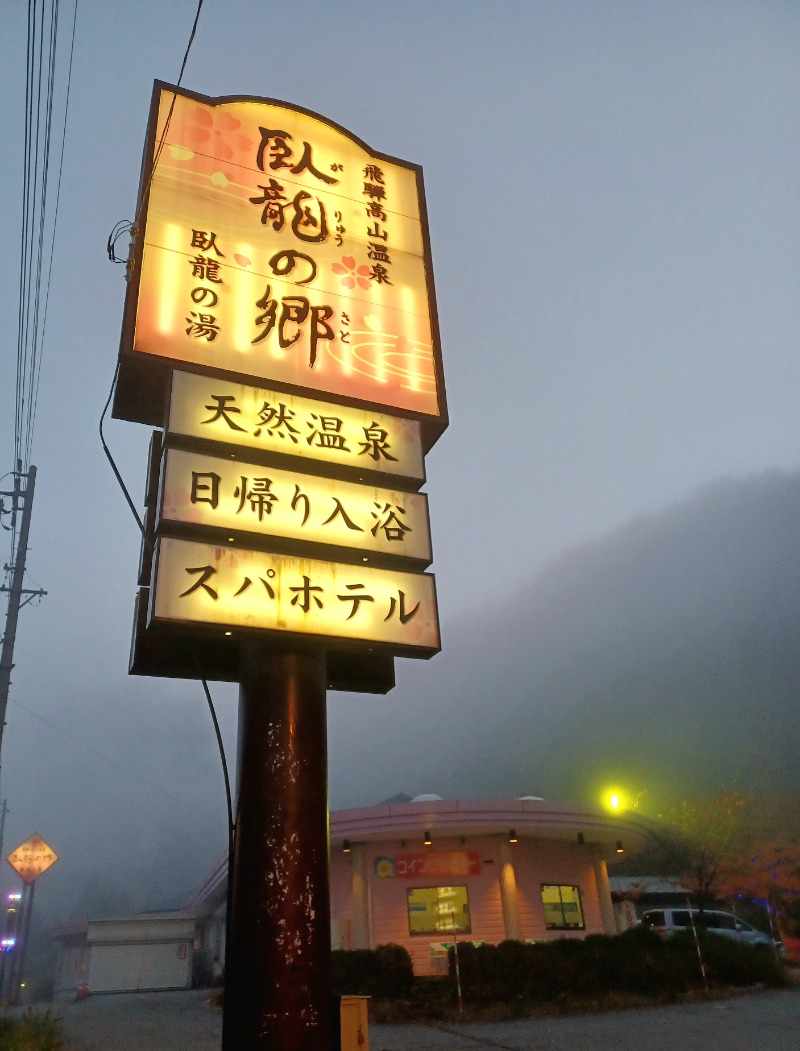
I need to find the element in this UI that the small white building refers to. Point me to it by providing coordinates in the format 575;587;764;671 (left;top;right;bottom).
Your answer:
52;912;196;999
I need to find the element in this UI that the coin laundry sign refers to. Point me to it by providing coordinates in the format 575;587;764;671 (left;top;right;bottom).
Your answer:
114;81;447;446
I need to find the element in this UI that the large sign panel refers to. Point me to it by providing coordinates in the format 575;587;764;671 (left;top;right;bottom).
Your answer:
116;83;447;693
159;447;432;567
150;537;440;657
115;82;447;445
165;371;426;488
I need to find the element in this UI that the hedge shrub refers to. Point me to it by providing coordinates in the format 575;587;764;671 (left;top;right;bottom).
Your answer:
331;943;414;1000
448;927;785;1004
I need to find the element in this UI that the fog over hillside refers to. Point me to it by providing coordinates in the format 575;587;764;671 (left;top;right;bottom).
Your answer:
328;469;800;815
11;468;800;925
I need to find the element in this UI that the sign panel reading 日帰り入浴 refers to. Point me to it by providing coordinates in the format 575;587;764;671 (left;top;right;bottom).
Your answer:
115;82;447;445
158;446;433;568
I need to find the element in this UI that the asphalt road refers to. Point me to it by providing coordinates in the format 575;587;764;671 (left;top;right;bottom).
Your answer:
39;985;800;1051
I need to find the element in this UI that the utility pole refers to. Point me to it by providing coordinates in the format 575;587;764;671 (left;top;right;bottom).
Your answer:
0;464;45;769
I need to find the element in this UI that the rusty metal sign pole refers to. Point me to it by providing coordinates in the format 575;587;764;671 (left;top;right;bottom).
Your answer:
222;644;334;1051
10;881;34;1006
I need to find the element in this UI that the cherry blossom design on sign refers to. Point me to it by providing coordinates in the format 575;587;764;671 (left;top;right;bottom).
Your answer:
332;255;371;291
184;106;253;161
166;105;255;189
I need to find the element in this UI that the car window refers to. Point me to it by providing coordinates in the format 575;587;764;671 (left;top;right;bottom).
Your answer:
642;911;664;928
714;913;737;930
702;912;733;929
672;910;691;927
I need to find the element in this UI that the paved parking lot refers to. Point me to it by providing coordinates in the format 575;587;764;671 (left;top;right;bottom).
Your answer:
44;985;800;1051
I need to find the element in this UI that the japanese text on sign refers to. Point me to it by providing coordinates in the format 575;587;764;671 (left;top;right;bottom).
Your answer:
150;537;440;656
7;833;58;885
166;372;425;487
124;83;445;427
160;448;432;566
374;851;482;880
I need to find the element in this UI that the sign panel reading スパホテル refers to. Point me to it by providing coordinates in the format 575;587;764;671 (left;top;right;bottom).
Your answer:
150;536;439;658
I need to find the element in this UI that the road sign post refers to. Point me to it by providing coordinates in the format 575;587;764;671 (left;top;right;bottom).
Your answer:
5;833;58;1005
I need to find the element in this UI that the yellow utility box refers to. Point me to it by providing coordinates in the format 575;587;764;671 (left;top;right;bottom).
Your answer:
340;995;370;1050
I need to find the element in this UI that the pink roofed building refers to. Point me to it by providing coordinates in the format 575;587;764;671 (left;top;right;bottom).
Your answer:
52;793;652;996
326;794;650;975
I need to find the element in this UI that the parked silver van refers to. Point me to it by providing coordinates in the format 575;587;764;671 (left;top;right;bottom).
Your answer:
641;908;782;954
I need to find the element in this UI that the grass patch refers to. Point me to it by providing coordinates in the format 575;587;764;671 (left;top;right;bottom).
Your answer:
0;1009;64;1050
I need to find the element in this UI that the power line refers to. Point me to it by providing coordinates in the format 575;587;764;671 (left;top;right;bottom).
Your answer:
8;695;221;824
15;0;77;477
98;0;233;843
106;0;205;264
3;0;76;791
28;0;78;471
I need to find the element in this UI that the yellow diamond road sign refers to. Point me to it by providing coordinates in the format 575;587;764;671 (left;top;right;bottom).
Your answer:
7;833;58;884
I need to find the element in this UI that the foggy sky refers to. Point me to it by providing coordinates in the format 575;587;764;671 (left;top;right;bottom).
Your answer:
1;1;798;919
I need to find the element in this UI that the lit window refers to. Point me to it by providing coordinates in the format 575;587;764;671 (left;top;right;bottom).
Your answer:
541;884;585;931
407;886;471;935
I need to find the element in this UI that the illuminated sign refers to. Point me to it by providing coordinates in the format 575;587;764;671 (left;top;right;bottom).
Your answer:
7;833;58;885
374;851;481;879
166;371;425;488
114;85;446;695
159;447;432;567
115;82;447;444
150;537;440;657
129;587;397;693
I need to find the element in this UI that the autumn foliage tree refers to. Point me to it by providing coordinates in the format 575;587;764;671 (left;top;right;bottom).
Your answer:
618;789;800;938
658;787;753;913
715;798;800;936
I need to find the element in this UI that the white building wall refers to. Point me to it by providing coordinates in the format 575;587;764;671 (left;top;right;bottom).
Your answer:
86;916;195;993
89;940;192;993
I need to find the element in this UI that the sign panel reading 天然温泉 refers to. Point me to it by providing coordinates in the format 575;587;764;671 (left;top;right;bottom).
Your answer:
114;82;447;448
164;371;426;490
